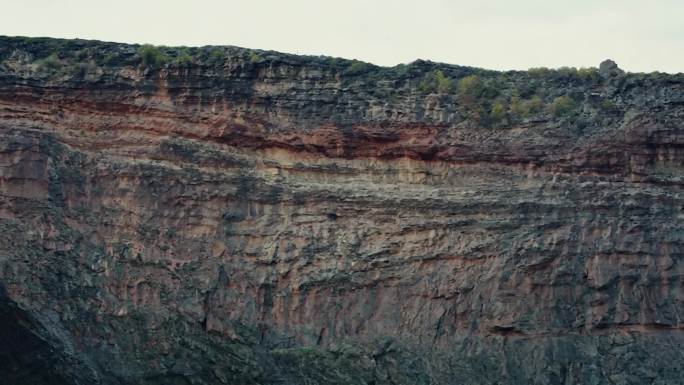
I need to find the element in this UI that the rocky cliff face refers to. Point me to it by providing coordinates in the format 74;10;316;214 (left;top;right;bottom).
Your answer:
1;36;683;385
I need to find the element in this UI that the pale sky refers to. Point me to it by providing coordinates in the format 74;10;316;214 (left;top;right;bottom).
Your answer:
1;0;682;73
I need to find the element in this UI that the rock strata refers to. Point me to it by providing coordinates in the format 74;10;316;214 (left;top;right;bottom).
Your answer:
1;36;684;384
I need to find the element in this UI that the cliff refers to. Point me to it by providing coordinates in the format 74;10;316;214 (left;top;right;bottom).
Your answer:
1;36;683;385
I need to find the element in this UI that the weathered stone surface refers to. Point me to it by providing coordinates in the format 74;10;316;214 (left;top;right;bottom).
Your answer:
1;36;684;384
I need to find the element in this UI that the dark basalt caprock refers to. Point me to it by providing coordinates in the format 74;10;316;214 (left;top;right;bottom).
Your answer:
1;36;683;384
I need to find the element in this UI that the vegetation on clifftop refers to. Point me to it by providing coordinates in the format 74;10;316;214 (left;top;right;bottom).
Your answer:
1;35;681;132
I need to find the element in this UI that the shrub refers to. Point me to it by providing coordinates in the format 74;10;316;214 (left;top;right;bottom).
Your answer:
515;81;539;98
344;60;371;76
172;47;193;66
550;95;577;117
457;74;483;100
528;67;551;77
206;49;225;66
509;95;544;119
68;62;94;77
418;77;433;94
490;101;507;123
392;63;409;77
419;70;453;94
249;51;263;64
577;67;599;81
480;78;502;100
174;53;193;66
557;66;578;77
101;53;116;66
138;44;168;69
509;96;544;117
36;53;62;71
509;96;522;116
434;70;453;94
522;96;544;116
600;99;617;112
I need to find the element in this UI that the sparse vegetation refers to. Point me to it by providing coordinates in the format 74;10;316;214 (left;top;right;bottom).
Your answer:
138;44;168;69
206;49;225;66
529;66;600;83
418;70;453;94
392;63;410;77
490;101;507;123
520;96;544;116
249;51;263;64
172;47;194;66
509;95;545;120
457;74;483;101
6;36;657;133
577;67;599;81
550;95;577;117
435;70;453;94
101;53;116;66
600;99;617;112
36;53;62;71
344;60;372;76
455;74;510;125
528;67;551;77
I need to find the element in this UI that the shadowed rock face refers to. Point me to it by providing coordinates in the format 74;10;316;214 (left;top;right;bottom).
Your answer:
1;36;684;384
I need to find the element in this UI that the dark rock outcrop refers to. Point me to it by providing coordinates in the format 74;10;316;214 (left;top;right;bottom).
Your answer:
1;36;684;384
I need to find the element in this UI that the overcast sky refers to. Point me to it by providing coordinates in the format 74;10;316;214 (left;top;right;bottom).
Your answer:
2;0;682;73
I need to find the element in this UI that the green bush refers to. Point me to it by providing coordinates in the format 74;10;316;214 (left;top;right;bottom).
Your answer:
520;96;544;116
344;60;371;75
600;99;617;112
557;66;578;77
206;49;225;66
550;95;577;116
528;67;551;77
490;101;507;123
577;67;599;81
172;47;193;66
434;70;453;94
249;51;263;64
457;74;483;100
36;53;62;71
417;77;432;94
392;63;409;77
138;44;168;69
174;53;193;66
101;53;116;66
418;70;453;94
511;96;544;117
509;96;522;116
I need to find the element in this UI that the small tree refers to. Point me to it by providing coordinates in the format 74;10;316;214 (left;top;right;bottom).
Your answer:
172;47;194;66
528;67;551;77
138;44;168;69
519;96;544;116
577;67;599;81
418;70;453;94
206;49;225;66
457;75;483;100
344;60;371;76
550;95;577;117
490;101;506;124
600;99;617;112
36;53;61;71
434;70;453;94
249;51;263;64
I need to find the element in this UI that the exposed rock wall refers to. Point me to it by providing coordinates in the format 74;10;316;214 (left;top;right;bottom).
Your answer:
1;36;684;384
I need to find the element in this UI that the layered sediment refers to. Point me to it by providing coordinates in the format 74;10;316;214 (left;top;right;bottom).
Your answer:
1;36;684;384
